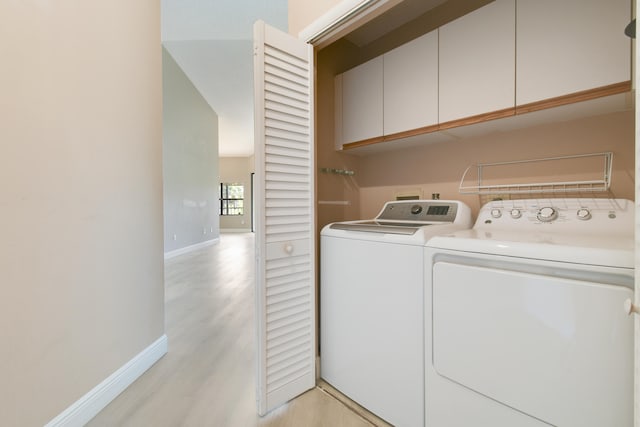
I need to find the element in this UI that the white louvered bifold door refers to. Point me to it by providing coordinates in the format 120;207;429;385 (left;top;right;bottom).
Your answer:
253;20;315;416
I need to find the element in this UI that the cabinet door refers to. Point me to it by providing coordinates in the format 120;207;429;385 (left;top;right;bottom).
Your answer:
340;56;383;145
383;30;438;135
433;261;633;426
439;0;515;123
516;0;631;105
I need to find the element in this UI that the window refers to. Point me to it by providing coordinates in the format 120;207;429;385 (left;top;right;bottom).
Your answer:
220;183;244;215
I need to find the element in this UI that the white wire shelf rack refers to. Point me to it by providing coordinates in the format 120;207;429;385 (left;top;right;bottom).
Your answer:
458;152;613;195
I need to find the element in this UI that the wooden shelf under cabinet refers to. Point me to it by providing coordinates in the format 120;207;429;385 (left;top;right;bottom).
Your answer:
341;81;632;152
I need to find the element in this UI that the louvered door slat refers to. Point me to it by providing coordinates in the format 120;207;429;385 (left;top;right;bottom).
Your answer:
253;20;315;416
265;223;310;235
264;53;309;79
265;100;309;119
265;199;309;208
268;344;311;369
267;127;309;143
264;92;309;112
264;57;309;82
267;286;309;305
267;362;310;391
265;70;309;93
264;207;310;217
266;183;310;193
266;216;312;226
266;166;309;174
266;146;309;160
264;73;309;97
266;171;310;182
266;108;309;127
266;79;310;101
265;117;310;135
267;325;309;346
266;310;310;334
267;272;307;296
264;50;309;78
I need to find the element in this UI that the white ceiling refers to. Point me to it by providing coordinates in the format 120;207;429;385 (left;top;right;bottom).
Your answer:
161;0;458;157
161;0;288;157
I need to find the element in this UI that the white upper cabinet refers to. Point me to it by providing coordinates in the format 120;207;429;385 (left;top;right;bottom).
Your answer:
516;0;631;105
339;56;383;145
439;0;516;124
383;30;439;135
333;0;632;152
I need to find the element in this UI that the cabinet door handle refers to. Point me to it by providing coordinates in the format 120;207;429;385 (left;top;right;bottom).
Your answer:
624;298;639;316
284;243;294;255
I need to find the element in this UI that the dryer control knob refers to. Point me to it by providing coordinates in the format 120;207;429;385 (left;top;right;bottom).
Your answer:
537;207;557;222
411;205;423;215
490;208;502;218
576;208;592;220
510;209;522;219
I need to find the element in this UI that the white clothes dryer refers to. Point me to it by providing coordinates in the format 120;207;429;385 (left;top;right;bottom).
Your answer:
424;198;634;427
321;200;471;427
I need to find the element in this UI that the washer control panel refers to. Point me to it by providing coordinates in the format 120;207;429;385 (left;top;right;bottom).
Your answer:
477;198;633;233
376;200;461;223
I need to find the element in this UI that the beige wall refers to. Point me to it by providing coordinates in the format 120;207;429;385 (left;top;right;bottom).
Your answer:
0;2;164;425
163;48;220;252
288;0;344;36
357;111;634;219
315;41;364;230
219;157;255;231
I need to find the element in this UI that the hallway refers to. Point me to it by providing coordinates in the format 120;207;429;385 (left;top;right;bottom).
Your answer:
88;233;371;426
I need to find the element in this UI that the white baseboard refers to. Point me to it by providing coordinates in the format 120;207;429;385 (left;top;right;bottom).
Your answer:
221;228;252;233
45;334;168;427
164;238;219;259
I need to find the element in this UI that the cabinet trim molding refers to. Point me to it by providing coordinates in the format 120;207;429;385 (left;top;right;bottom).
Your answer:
438;107;515;131
515;80;632;115
342;135;386;150
382;123;441;144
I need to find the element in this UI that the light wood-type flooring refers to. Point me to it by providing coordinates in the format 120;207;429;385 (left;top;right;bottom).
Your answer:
88;233;376;427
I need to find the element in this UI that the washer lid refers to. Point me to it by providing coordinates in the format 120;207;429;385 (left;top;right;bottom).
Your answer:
329;221;424;235
321;200;472;243
428;229;634;268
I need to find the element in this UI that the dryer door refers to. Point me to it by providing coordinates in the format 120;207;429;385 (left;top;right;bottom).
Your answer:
431;261;633;427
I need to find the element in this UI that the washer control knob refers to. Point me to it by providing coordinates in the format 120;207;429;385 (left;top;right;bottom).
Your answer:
576;208;592;220
411;205;423;215
510;209;522;219
490;208;502;218
537;207;557;222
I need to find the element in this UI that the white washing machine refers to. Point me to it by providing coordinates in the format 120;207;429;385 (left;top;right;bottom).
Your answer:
424;198;634;427
321;200;472;427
